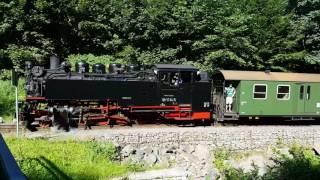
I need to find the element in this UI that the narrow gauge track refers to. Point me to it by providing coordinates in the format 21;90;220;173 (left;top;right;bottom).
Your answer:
0;124;25;133
3;119;320;134
217;119;320;126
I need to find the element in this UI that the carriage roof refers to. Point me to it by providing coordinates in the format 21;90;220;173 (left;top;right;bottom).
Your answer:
154;64;198;71
216;70;320;82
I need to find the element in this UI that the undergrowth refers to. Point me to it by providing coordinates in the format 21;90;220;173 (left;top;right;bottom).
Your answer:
214;144;320;180
0;79;25;122
5;137;144;180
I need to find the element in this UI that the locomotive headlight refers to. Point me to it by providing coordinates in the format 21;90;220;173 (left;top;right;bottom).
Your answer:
197;71;200;75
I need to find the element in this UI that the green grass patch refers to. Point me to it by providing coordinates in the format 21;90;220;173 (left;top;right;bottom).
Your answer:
5;137;144;180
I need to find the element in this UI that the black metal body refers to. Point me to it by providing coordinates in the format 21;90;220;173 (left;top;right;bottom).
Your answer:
25;63;212;112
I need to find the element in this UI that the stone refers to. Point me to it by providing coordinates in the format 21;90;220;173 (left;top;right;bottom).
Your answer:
313;144;320;155
158;158;170;168
121;145;135;157
181;144;195;154
228;154;269;176
143;153;158;166
135;149;145;161
127;167;187;180
129;155;143;164
168;154;177;162
141;146;153;154
166;145;178;154
194;144;211;161
153;147;160;156
278;147;291;156
181;152;197;162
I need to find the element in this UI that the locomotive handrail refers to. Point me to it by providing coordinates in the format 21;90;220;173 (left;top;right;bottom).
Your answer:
0;133;26;180
46;71;146;79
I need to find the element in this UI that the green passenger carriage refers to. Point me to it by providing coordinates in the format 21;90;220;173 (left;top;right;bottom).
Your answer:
212;70;320;121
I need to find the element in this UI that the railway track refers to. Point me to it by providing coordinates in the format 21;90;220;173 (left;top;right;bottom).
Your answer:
2;119;320;134
0;124;25;133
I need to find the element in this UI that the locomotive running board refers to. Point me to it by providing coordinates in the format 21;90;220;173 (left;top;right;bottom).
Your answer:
130;105;192;113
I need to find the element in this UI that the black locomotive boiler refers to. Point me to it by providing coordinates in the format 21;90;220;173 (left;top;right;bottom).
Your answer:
22;56;212;129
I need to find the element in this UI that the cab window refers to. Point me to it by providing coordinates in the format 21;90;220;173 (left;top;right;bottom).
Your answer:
159;71;180;87
180;71;192;83
169;72;180;86
159;71;170;85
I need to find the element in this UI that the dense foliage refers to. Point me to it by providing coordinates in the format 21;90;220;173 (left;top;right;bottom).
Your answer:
5;137;143;179
0;0;319;73
0;78;25;120
215;144;320;180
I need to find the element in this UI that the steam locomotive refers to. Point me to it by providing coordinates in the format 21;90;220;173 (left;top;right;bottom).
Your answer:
22;56;212;129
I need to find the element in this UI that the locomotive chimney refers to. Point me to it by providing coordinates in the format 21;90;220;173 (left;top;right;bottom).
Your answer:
50;55;60;69
265;66;271;74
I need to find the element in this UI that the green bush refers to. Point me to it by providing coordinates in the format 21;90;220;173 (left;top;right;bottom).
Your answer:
0;69;12;80
264;144;320;180
215;145;320;180
67;54;125;71
5;137;142;180
0;79;25;120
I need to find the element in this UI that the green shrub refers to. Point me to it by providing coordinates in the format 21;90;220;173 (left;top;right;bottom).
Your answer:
215;145;320;180
214;149;232;171
0;79;25;120
264;144;320;180
224;164;260;180
67;54;125;71
0;69;12;80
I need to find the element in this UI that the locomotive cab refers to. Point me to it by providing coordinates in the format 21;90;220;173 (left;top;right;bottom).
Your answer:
153;64;197;106
152;64;212;120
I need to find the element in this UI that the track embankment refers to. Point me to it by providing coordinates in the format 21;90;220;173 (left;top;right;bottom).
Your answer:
25;125;320;151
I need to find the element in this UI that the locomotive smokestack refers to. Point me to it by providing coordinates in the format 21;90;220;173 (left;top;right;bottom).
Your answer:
265;66;271;74
50;55;60;69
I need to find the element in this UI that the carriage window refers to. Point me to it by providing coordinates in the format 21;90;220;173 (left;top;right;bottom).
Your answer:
299;85;304;100
277;85;290;100
307;86;311;100
253;84;267;99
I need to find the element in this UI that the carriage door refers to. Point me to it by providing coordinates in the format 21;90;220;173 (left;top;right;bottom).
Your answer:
304;84;317;113
297;84;305;113
297;84;316;113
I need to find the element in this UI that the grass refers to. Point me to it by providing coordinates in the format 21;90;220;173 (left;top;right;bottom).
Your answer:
4;137;144;180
